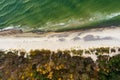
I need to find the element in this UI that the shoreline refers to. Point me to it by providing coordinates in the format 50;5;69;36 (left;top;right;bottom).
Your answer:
0;26;119;37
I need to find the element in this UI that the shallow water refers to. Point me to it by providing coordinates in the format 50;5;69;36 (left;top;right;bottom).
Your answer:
0;0;120;31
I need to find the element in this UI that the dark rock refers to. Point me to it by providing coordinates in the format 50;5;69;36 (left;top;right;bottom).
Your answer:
58;38;65;41
72;36;81;41
83;35;112;41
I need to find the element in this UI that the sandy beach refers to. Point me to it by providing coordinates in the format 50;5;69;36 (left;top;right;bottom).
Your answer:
0;27;119;52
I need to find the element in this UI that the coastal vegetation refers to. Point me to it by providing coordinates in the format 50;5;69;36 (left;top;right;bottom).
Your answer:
0;47;120;80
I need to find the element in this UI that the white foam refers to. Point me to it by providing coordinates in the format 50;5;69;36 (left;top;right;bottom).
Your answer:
106;12;120;19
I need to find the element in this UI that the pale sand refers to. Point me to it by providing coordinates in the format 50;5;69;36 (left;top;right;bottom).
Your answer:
0;27;120;51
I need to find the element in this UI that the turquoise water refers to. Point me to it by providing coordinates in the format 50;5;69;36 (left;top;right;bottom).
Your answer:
0;0;120;31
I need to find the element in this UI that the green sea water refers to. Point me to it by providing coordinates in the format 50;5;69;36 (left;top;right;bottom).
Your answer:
0;0;120;31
